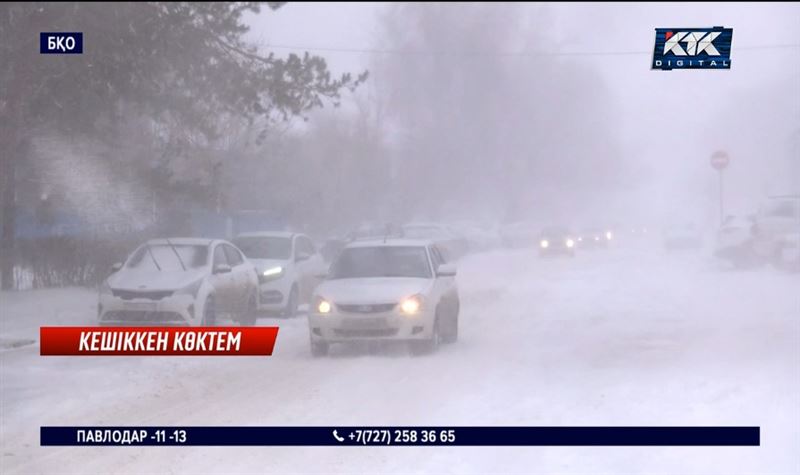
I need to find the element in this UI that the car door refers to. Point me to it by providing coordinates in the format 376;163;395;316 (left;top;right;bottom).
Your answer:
210;244;234;312
223;243;250;311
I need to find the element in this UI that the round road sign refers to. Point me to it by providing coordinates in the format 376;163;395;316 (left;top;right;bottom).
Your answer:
710;150;730;170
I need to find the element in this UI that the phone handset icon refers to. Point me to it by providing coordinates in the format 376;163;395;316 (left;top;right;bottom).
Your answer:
332;430;345;442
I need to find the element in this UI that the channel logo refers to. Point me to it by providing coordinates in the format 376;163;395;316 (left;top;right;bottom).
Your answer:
652;27;732;70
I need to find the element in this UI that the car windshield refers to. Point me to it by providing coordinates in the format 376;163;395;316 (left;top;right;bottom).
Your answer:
233;236;292;260
330;246;431;279
126;244;208;271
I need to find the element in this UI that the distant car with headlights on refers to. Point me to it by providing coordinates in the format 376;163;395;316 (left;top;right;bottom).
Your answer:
98;238;259;326
308;239;459;357
233;232;327;317
538;226;576;257
577;227;612;249
713;215;758;268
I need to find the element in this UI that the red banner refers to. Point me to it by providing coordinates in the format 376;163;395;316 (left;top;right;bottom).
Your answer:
40;327;279;356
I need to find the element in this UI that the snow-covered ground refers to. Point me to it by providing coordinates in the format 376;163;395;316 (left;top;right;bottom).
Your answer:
1;244;798;474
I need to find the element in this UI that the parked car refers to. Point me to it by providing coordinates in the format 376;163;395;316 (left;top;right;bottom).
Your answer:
402;222;470;260
345;222;405;242
776;232;800;271
538;226;576;257
308;239;460;357
98;238;258;326
752;195;800;265
449;221;501;252
713;215;759;267
233;232;327;317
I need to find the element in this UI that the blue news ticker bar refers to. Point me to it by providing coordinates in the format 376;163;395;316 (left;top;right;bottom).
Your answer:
41;426;760;446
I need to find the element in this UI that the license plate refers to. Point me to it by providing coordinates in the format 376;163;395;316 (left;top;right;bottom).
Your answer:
122;301;157;311
341;318;385;329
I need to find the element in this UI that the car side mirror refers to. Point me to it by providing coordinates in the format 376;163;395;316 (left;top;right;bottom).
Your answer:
295;252;311;263
111;262;122;272
213;263;232;274
437;263;457;277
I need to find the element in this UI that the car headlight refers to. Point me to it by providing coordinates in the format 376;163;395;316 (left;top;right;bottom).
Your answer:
540;239;549;249
606;231;613;240
175;279;203;297
566;238;575;248
259;266;284;283
399;295;423;315
314;296;332;314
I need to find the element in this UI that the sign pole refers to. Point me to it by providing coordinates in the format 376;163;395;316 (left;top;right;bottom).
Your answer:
718;169;724;226
710;150;730;226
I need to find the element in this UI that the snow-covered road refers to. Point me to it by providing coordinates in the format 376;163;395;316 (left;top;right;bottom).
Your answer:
2;245;798;474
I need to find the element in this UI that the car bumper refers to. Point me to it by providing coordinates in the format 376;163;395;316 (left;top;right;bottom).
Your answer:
98;293;196;326
308;308;435;342
256;279;292;311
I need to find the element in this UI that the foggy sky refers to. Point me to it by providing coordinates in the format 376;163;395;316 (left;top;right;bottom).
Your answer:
246;2;800;225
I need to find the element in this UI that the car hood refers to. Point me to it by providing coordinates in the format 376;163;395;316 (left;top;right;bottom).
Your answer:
108;269;206;291
315;277;432;304
249;259;290;273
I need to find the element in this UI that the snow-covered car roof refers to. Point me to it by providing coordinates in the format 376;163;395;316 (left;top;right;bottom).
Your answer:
235;231;296;239
145;237;217;246
345;238;434;248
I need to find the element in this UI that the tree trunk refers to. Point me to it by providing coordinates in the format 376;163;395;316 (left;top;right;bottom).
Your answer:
0;133;18;290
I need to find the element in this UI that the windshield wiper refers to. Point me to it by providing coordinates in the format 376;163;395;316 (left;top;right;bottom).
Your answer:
165;238;187;271
146;244;162;271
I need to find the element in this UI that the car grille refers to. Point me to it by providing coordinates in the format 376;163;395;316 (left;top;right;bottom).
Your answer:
333;328;399;338
102;310;185;324
111;289;174;301
337;303;396;314
259;290;284;304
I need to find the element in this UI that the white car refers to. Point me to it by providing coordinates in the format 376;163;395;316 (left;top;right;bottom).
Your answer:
308;239;460;357
98;238;259;326
233;232;327;316
752;196;800;263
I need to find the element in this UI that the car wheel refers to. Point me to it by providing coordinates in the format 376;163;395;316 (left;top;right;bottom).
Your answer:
239;292;258;327
201;296;216;326
410;312;441;356
310;340;329;357
283;285;299;318
442;300;459;344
